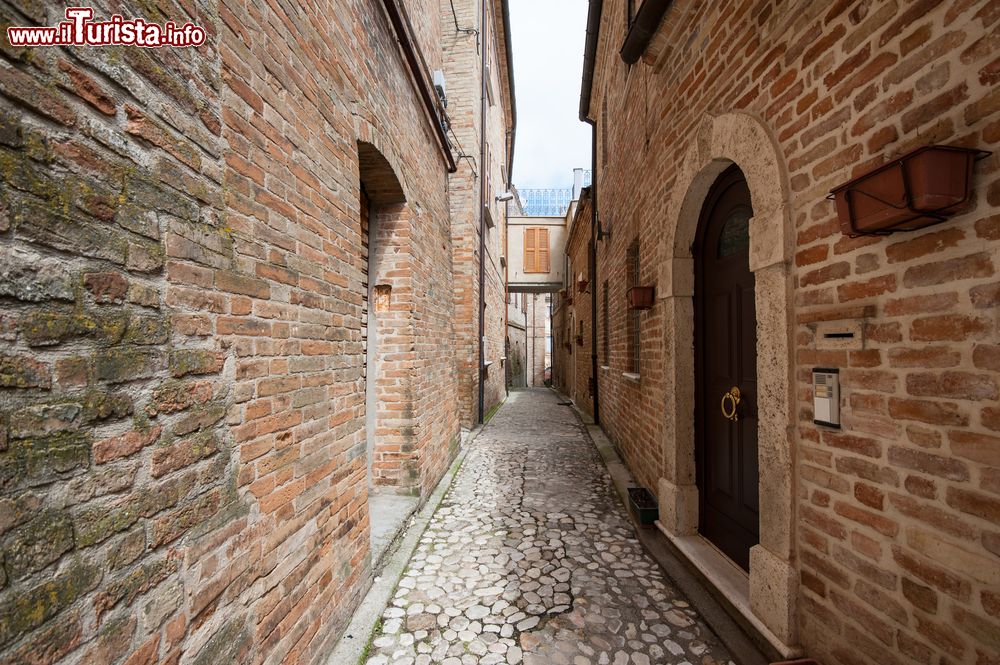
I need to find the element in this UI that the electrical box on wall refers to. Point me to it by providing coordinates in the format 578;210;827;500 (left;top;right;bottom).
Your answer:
813;368;841;429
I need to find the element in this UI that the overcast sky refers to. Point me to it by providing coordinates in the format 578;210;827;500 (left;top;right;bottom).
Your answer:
509;0;592;189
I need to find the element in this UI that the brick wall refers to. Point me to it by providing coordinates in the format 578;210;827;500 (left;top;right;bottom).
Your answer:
506;294;527;388
443;0;513;428
590;0;999;662
558;194;595;417
0;1;463;664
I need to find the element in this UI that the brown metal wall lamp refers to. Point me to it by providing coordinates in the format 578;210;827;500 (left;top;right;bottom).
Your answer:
829;145;991;237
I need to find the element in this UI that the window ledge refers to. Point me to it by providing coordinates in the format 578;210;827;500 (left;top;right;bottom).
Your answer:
622;372;640;382
600;365;611;371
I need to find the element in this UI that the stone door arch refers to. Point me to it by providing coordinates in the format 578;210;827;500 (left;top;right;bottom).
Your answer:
654;112;798;650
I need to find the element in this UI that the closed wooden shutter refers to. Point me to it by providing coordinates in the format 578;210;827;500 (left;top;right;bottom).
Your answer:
538;228;550;273
524;228;537;272
524;227;550;273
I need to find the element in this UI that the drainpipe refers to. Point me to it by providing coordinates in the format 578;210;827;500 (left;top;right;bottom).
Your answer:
580;0;602;424
587;123;600;425
477;0;487;424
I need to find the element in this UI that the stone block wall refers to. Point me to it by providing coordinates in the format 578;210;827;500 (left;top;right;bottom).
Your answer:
0;0;462;663
589;0;999;662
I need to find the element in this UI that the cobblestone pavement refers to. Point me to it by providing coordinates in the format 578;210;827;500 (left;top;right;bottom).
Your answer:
365;389;735;665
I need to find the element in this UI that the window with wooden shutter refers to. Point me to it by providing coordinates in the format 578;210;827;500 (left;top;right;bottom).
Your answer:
524;227;550;273
524;228;537;272
538;228;550;272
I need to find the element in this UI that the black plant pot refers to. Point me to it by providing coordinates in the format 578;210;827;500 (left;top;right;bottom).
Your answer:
627;487;658;526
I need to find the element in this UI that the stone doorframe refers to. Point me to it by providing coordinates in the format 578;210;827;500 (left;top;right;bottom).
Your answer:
653;112;798;647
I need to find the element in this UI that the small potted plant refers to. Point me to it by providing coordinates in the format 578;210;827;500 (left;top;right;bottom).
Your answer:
627;486;658;526
627;286;655;310
830;144;990;237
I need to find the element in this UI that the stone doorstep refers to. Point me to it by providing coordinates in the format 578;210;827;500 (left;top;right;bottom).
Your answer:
369;494;420;575
324;425;483;665
656;528;804;661
551;387;784;665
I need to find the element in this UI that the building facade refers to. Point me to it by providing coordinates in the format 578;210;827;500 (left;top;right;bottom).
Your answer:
444;0;516;428
0;1;511;664
554;189;595;417
580;0;999;662
506;291;528;388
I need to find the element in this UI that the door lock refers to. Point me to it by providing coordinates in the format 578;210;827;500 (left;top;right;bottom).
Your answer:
721;386;741;422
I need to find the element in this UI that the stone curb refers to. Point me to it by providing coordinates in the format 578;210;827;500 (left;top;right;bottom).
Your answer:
551;388;772;665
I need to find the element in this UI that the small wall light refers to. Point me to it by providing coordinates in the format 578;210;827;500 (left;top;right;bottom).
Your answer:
495;191;514;202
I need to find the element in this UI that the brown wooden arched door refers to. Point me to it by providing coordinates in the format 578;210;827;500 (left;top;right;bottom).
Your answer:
694;165;760;571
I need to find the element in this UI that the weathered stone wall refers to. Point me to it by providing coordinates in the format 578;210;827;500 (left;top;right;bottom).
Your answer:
590;0;999;662
0;1;462;664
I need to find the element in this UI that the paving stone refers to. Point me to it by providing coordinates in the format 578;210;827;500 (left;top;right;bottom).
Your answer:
364;390;734;664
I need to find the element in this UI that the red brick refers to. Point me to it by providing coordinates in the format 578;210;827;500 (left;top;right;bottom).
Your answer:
888;397;969;426
915;613;967;659
888;492;976;540
122;634;160;665
946;486;1000;523
834;501;898;537
801;262;851;287
976;215;1000;241
884;292;959;316
84;273;129;304
970;282;1000;309
903;251;994;288
902;84;969;133
904;475;937;500
892;545;971;601
57;60;116;116
795;244;829;266
911;315;992;342
888;445;969;481
974;344;1000;371
837;274;896;302
906;371;999;401
888;346;961;368
983;406;1000;433
0;65;76;126
94;427;163;465
906;424;942;448
887;228;965;263
823;431;882;458
853;482;884;510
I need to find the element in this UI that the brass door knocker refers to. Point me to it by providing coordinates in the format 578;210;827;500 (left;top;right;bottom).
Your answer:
721;386;741;422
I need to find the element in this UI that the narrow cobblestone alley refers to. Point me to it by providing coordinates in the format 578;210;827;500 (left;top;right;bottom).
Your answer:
365;389;735;665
